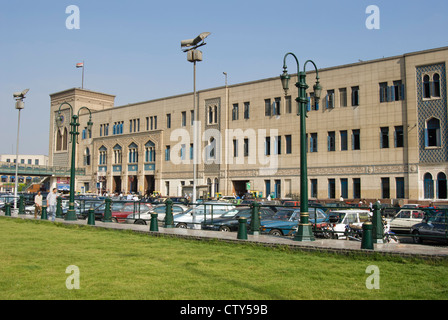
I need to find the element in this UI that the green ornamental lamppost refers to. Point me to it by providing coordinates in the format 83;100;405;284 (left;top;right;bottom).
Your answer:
280;53;322;241
55;102;93;221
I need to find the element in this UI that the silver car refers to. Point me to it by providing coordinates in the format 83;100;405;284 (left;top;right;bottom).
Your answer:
173;202;235;229
126;203;190;225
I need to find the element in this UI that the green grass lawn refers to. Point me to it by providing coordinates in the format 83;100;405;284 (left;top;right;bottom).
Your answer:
0;217;447;300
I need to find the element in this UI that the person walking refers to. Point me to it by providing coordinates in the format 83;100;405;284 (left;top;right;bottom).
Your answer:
34;191;43;219
46;188;58;222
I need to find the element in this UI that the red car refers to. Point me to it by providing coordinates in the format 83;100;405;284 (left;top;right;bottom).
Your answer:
111;202;153;223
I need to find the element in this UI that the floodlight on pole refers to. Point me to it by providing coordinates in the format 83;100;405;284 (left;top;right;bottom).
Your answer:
13;89;29;211
181;32;211;204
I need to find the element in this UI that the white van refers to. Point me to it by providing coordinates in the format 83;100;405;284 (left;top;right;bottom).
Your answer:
328;209;372;239
173;202;235;229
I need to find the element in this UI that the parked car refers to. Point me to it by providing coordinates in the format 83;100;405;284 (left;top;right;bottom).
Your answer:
126;203;190;225
260;208;328;236
201;207;275;232
173;202;235;229
328;209;372;239
110;202;153;223
387;209;425;232
82;201;125;220
410;210;448;244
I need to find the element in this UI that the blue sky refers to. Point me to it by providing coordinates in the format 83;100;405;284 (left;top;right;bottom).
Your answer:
0;0;447;155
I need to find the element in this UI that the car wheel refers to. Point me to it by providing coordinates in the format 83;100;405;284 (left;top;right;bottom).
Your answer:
219;226;231;232
176;223;187;229
269;229;283;236
412;230;423;244
134;220;146;225
112;218;119;223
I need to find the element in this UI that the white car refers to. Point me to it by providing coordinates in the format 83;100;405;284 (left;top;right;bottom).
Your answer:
328;209;372;239
126;204;190;225
173;202;235;229
387;209;425;232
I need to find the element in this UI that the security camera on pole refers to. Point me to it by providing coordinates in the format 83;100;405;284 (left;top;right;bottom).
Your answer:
181;32;211;204
12;89;29;212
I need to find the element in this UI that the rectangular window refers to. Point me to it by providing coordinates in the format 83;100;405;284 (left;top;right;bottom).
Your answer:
265;137;271;156
244;102;250;119
309;92;319;111
380;127;389;149
154;116;157;130
340;130;348;151
35;159;39;165
165;146;170;161
353;178;361;199
273;97;281;116
310;133;318;153
285;96;292;113
310;179;318;198
244;138;249;157
396;177;405;199
166;114;171;129
265;180;271;197
180;144;186;160
181;111;186;127
394;126;404;148
379;82;388;103
190;110;194;126
339;88;347;107
274;136;281;155
232;104;239;120
393;80;404;101
233;140;238;157
340;178;348;199
190;144;194;160
351;86;360;106
352;129;360;150
328;179;336;199
326;90;335;109
265;99;271;116
146;117;149;131
328;131;335;152
285;135;292;154
381;177;390;199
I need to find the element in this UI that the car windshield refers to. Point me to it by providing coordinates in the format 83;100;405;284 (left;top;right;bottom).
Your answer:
433;212;448;223
272;210;294;220
220;209;243;218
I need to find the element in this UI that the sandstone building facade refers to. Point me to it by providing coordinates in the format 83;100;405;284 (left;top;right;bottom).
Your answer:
48;47;448;203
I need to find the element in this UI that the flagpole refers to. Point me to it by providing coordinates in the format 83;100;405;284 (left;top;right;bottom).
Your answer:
82;61;84;89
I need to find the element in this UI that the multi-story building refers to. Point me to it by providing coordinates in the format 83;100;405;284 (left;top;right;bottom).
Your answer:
48;46;448;202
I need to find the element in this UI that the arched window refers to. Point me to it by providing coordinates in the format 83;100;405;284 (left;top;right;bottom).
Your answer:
214;178;219;196
425;118;441;147
424;173;434;199
99;146;107;165
433;73;441;97
128;143;138;164
56;130;62;151
423;74;431;98
113;144;122;164
437;172;447;199
208;107;213;124
62;128;68;151
145;141;155;162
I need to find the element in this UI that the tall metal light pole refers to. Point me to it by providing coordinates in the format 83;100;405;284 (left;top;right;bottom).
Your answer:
280;53;322;241
55;102;93;221
181;32;211;204
12;89;29;211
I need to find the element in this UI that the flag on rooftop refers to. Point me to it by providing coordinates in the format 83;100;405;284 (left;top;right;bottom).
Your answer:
76;62;84;68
